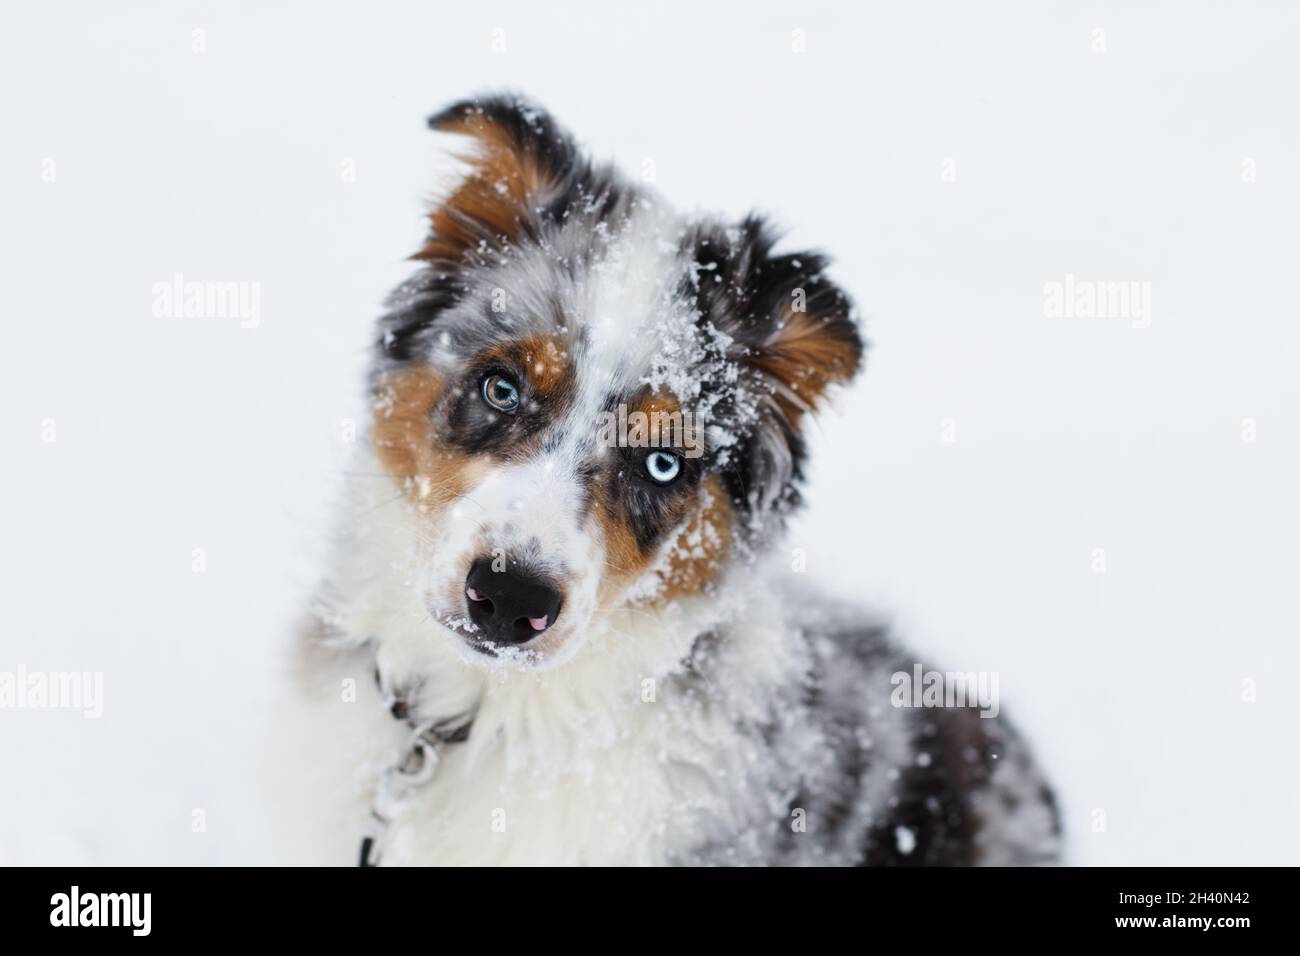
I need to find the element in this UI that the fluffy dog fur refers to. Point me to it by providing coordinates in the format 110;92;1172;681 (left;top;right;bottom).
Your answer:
272;94;1061;866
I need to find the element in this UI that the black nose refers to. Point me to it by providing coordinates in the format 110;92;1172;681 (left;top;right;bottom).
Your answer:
464;558;563;646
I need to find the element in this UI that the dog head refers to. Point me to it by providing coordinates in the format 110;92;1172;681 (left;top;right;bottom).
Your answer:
368;95;863;667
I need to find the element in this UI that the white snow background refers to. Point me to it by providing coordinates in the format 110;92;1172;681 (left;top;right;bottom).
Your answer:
1;0;1296;865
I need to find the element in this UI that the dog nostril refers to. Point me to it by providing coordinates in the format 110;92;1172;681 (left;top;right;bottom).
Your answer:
508;613;551;643
464;589;495;631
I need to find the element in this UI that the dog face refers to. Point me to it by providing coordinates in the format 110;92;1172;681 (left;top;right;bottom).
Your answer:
368;96;863;667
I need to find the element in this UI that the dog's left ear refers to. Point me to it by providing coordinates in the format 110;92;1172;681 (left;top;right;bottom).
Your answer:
741;272;863;426
692;216;865;514
415;94;582;262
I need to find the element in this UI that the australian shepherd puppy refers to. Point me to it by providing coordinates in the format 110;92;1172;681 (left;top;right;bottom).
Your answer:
273;94;1061;866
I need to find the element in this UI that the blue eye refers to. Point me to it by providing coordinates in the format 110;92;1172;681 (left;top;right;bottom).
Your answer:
645;450;681;485
482;374;520;412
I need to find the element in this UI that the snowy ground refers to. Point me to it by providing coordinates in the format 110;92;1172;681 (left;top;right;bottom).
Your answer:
2;1;1296;865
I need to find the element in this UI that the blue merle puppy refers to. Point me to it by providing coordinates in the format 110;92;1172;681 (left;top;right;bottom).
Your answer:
276;94;1061;867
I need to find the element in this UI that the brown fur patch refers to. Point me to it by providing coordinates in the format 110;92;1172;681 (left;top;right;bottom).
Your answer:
477;335;573;405
751;308;863;420
597;497;647;600
651;475;733;603
372;366;483;511
629;390;681;418
598;475;733;606
620;389;700;453
415;111;560;262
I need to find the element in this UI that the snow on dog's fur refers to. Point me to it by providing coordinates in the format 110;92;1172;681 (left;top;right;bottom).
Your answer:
270;94;1061;866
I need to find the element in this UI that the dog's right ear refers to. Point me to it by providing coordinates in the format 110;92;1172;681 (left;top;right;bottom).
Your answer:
683;215;864;518
415;95;582;262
